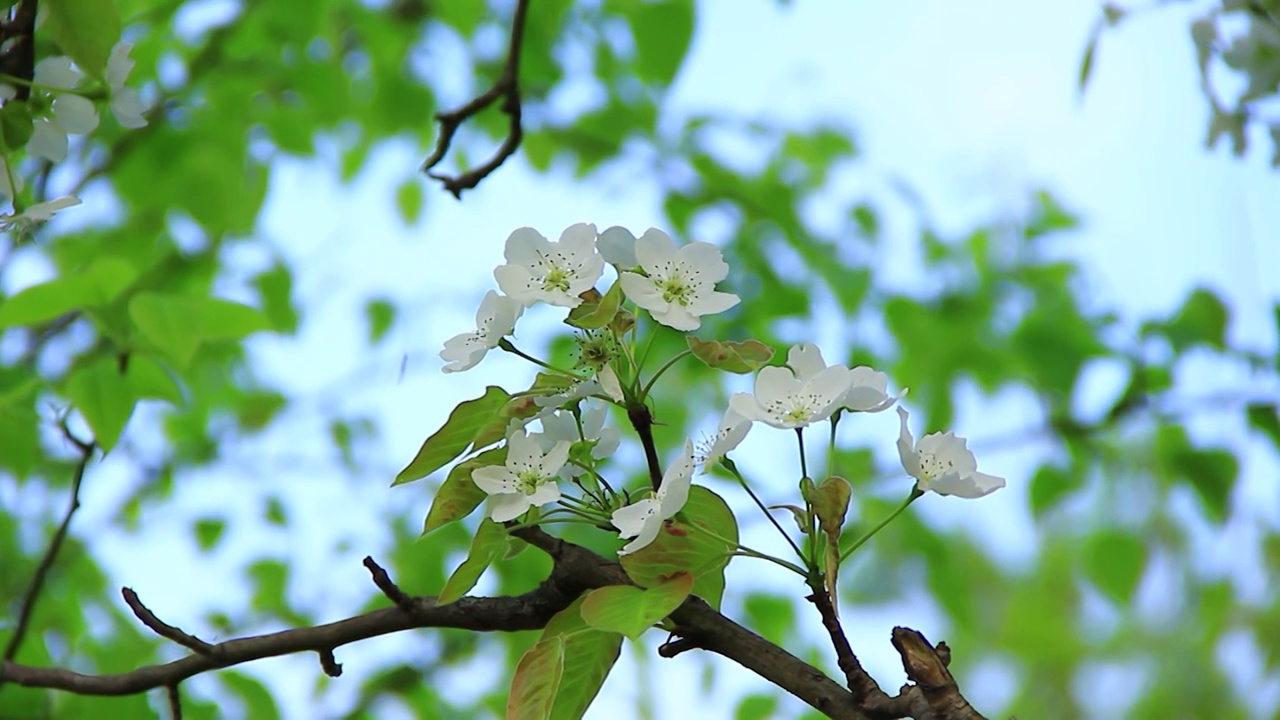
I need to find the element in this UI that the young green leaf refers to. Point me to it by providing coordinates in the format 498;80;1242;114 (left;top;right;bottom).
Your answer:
1082;530;1147;604
565;278;623;330
621;486;738;608
65;359;137;452
508;635;566;720
396;386;510;485
686;337;774;374
581;572;693;640
437;519;508;605
538;598;623;720
44;0;122;72
422;446;506;534
129;293;205;368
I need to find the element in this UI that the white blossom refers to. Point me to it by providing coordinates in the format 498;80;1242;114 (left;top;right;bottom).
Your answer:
618;229;739;331
729;361;853;430
612;440;695;555
0;195;81;234
106;42;147;128
785;343;898;413
598;225;638;268
535;401;620;478
696;408;751;470
895;406;1005;498
472;430;571;522
494;224;604;308
439;290;522;373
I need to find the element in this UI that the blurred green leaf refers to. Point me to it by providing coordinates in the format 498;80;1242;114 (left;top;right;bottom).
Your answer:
365;298;396;344
44;0;122;72
65;358;136;451
438;519;508;605
1081;529;1146;603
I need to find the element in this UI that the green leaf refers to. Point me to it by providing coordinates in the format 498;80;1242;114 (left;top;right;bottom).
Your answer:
1246;403;1280;450
129;293;204;368
1078;20;1102;93
538;598;623;720
194;517;226;552
65;358;136;452
621;486;737;608
742;593;795;646
365;298;396;344
813;476;851;537
437;519;508;605
253;263;299;333
1163;287;1229;351
200;298;271;342
581;572;692;640
125;355;183;404
220;671;280;720
1081;530;1146;603
628;0;695;85
1028;464;1079;518
0;257;136;329
735;693;779;720
0;102;33;152
686;336;775;374
1154;425;1238;524
473;395;543;450
565;279;623;330
44;0;122;73
422;446;505;534
395;386;510;485
395;179;424;224
507;635;565;720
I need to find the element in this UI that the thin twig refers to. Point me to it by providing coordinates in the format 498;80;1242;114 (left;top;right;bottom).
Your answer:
121;588;217;656
165;683;182;720
421;0;531;198
806;583;890;707
362;556;413;609
317;648;342;677
0;426;95;671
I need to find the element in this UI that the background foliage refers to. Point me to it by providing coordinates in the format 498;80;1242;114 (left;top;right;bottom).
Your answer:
1;0;1278;718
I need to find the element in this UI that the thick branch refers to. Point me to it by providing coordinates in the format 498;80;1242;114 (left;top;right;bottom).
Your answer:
421;0;530;198
0;566;581;695
513;527;870;720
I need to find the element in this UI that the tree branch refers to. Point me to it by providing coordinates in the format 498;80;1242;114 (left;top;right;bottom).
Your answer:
891;628;987;720
420;0;530;198
1;426;95;674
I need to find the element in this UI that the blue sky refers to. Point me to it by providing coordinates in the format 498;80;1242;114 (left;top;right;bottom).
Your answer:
67;1;1280;717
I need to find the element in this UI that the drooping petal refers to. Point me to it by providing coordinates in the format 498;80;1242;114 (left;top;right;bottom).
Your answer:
658;441;695;518
27;118;69;162
52;95;99;134
439;332;487;372
895;407;922;480
612;498;659;538
650;303;699;331
111;88;148;128
22;196;80;221
107;43;136;89
33;57;79;89
597;364;624;402
700;408;751;468
928;471;1006;499
488;493;534;522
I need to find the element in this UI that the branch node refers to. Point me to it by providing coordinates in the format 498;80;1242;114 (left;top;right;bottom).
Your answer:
420;0;530;197
318;648;343;678
657;633;703;658
362;556;413;609
121;588;217;656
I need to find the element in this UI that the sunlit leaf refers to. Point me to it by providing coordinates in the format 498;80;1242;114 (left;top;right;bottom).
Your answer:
396;386;510;485
437;519;508;605
581;572;692;639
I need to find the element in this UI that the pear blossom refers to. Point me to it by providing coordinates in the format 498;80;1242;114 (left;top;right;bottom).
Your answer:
785;343;898;413
0;196;82;234
535;401;620;478
598;225;638;268
895;406;1005;498
696;408;751;470
618;229;739;331
472;430;571;522
612;440;695;555
729;362;853;430
106;43;148;128
439;290;522;372
495;224;604;308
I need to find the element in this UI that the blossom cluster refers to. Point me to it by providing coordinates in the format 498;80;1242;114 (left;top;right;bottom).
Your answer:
439;223;1005;557
439;223;741;373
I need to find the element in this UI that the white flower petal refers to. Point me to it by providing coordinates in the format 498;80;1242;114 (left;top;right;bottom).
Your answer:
504;227;552;267
107;43;136;89
634;228;679;275
658;441;694;518
540;440;572;475
598;226;638;267
612;497;658;538
53;95;100;135
34;57;80;89
472;466;517;495
111;88;148;128
488;493;534;522
27;118;69;162
677;241;730;283
787;343;829;383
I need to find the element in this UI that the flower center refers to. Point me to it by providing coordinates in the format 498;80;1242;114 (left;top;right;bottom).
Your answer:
765;396;819;425
542;266;572;293
658;274;694;306
916;452;954;481
515;470;546;495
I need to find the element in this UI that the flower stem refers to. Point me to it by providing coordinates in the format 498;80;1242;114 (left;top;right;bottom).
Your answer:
683;519;808;577
498;338;575;375
839;487;923;563
723;459;806;562
795;428;808;479
639;349;693;400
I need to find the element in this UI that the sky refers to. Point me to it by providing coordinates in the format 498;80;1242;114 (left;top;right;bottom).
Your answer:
60;0;1280;718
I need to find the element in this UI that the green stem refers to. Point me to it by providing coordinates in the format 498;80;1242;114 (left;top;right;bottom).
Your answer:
498;338;575;376
839;487;923;563
639;349;693;400
2;157;19;214
684;520;808;577
724;459;807;562
796;428;808;479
